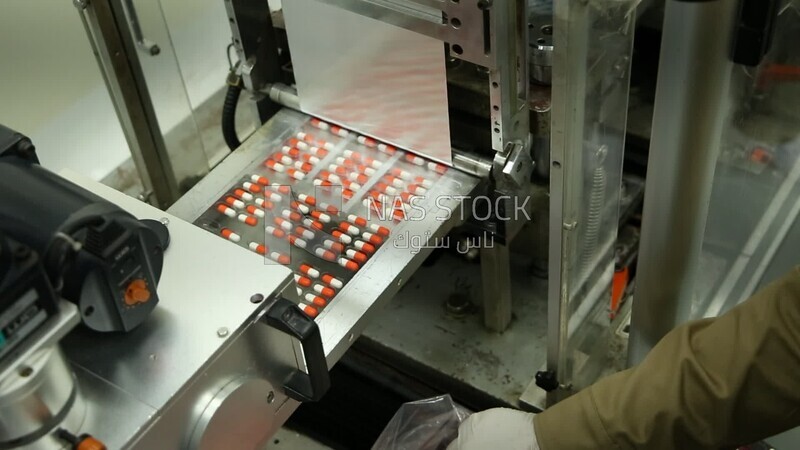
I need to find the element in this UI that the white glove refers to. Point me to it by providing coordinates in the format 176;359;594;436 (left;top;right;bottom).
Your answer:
447;407;540;450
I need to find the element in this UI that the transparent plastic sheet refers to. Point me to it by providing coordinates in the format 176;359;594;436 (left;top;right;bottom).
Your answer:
372;395;470;450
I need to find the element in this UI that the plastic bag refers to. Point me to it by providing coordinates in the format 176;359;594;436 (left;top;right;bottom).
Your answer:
372;395;471;450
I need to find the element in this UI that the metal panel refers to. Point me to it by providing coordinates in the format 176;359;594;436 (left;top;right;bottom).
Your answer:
283;0;453;164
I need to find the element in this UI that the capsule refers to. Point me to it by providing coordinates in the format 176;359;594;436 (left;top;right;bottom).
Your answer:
288;235;308;249
383;175;405;189
313;284;336;298
428;162;448;175
343;189;355;200
316;140;336;152
290;138;310;151
225;196;245;209
319;202;340;215
274;217;293;232
221;228;240;242
237;214;258;226
269;251;291;265
331;229;352;244
369;223;391;237
357;135;377;147
407;184;427;195
341;179;361;191
217;204;236;218
314;247;336;262
233;188;254;201
299;263;320;278
374;182;398;196
339;222;360;236
377;143;397;155
321;239;345;253
239;182;259;194
314;179;333;188
414;176;434;189
281;209;302;222
353;240;376;254
266;225;285;239
300;153;320;164
310;210;331;223
347;214;368;227
295;226;315;240
355;164;376;176
405;154;426;166
286;168;305;181
273;154;294;165
248;242;267;255
310;118;329;130
318;170;342;183
338;257;360;271
255;198;274;210
322;273;344;289
362;231;384;245
296;131;315;142
309;145;329;158
348;172;369;185
291;201;310;214
335;157;355;169
294;161;313;172
330;124;349;137
302;218;325;231
281;145;301;158
345;248;368;264
298;194;316;206
330;164;349;177
294;274;313;288
299;304;319;318
246;205;265;218
304;293;328;307
391;167;413;180
264;159;285;172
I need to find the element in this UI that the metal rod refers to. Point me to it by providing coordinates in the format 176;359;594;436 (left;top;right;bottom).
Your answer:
628;0;738;365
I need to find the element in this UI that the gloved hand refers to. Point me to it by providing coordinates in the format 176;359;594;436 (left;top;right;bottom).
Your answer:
447;407;540;450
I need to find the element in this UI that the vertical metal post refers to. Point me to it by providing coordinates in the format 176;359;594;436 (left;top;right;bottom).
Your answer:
76;0;181;208
628;0;738;365
481;244;513;332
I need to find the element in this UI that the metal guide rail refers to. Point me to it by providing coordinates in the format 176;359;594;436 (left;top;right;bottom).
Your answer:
171;108;480;359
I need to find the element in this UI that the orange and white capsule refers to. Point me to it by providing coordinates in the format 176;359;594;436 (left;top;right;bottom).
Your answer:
374;182;398;196
287;168;305;181
269;251;291;265
291;138;310;152
255;198;274;210
316;140;336;152
297;194;316;206
246;205;265;218
299;304;319;318
313;284;336;298
300;153;320;164
274;217;293;232
299;263;320;278
296;131;315;142
427;162;448;175
405;154;426;166
295;226;315;240
341;179;361;191
310;210;331;223
233;188;254;201
383;175;405;189
242;181;261;193
319;202;340;215
238;214;257;226
273;154;294;165
357;135;377;147
291;201;310;214
362;231;384;245
264;159;285;172
369;223;391;237
224;196;245;209
304;293;328;307
345;248;368;264
265;191;283;203
331;229;352;244
347;214;368;227
310;117;329;130
321;239;344;253
338;257;360;271
314;179;333;188
335;156;355;169
266;225;285;238
329;124;349;137
281;145;301;158
318;170;341;183
294;161;313;172
414;176;434;189
221;228;240;242
348;172;369;185
294;274;313;288
330;164;349;177
248;242;267;255
339;222;360;236
353;239;376;254
288;234;308;249
355;164;377;176
250;174;269;186
282;209;302;222
314;247;336;262
391;167;413;180
217;204;236;218
302;218;325;231
407;184;427;195
377;143;396;154
309;145;328;158
343;189;355;200
322;273;344;289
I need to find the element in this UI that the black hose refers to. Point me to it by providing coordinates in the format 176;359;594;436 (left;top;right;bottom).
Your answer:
222;78;242;151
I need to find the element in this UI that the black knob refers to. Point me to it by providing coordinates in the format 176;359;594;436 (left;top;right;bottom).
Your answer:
535;370;560;392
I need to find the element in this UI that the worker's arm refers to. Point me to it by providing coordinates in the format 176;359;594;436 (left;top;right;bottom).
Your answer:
535;267;800;449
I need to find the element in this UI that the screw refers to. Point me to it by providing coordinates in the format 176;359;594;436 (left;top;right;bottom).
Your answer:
250;293;264;304
159;217;170;226
216;327;229;338
73;0;89;9
267;391;275;404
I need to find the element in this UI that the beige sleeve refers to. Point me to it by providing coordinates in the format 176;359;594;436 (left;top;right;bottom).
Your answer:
534;267;800;450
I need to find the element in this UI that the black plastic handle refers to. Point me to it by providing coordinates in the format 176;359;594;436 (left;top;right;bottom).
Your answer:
264;297;330;402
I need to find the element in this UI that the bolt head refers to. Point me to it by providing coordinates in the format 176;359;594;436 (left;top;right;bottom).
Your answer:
216;327;229;338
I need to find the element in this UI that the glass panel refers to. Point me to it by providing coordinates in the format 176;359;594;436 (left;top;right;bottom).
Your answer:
548;0;637;402
693;3;800;319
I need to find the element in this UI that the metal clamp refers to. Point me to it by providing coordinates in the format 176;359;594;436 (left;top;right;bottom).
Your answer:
263;298;330;402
